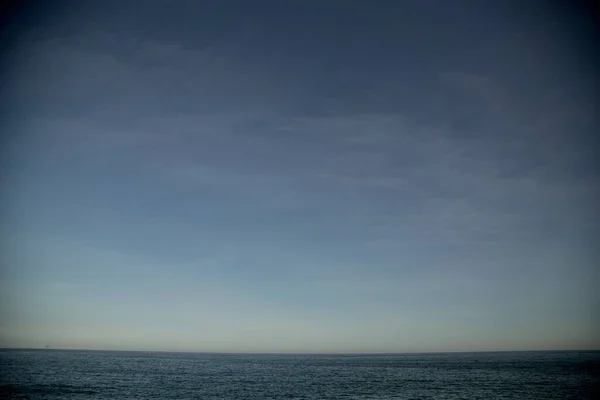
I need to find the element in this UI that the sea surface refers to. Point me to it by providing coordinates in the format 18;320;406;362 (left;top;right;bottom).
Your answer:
1;349;599;399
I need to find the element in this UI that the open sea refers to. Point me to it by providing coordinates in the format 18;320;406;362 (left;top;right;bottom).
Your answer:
1;349;599;399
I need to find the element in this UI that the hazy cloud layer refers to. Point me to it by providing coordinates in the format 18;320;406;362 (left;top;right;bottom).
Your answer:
1;0;598;352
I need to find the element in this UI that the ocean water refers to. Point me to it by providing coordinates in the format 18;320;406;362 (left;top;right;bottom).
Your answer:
1;350;599;399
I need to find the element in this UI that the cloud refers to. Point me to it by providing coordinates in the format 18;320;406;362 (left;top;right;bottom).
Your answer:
439;72;507;113
50;281;93;291
6;32;285;124
12;104;595;264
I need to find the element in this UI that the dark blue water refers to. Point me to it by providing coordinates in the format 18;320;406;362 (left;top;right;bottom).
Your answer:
1;350;599;399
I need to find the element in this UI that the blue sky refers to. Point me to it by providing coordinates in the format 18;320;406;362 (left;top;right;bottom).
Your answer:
0;0;598;353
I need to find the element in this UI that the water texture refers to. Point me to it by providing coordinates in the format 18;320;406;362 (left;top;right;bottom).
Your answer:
1;350;599;399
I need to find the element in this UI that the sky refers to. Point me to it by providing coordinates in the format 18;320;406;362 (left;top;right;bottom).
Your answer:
0;0;598;353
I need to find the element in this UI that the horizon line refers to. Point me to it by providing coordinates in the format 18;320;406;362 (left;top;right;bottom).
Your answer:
2;347;599;356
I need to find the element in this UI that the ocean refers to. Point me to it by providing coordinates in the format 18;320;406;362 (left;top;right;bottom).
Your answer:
1;349;599;399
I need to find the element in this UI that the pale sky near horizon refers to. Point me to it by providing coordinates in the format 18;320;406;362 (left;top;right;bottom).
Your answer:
0;0;598;353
